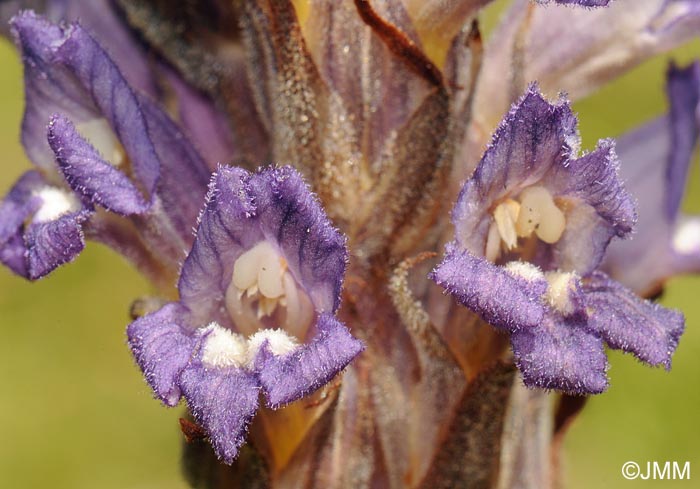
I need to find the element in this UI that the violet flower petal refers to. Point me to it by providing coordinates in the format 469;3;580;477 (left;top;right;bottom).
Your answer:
160;67;235;170
452;86;634;274
11;11;159;200
256;314;364;408
431;245;548;332
178;166;259;325
1;0;158;96
127;303;198;407
179;166;347;323
545;140;636;273
47;115;150;215
137;97;212;240
0;170;90;279
583;271;685;368
24;208;89;279
179;362;260;464
510;316;609;395
250;167;347;313
452;86;578;254
0;233;29;277
0;170;43;245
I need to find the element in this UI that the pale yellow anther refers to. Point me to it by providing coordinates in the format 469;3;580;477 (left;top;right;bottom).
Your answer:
76;118;125;167
486;186;568;262
535;206;566;244
493;199;520;250
258;252;285;299
232;245;265;291
485;222;502;262
515;186;566;244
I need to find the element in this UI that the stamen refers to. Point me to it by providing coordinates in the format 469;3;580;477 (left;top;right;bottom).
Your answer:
516;186;565;244
32;187;81;223
76;118;125;167
258;251;285;299
232;244;268;291
485;222;502;262
493;199;520;250
228;241;314;338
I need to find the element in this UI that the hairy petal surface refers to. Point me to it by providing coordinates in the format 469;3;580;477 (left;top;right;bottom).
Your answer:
179;361;260;464
510;316;609;395
256;314;364;407
452;86;634;273
12;11;159;196
431;246;547;332
127;303;198;406
129;164;361;464
435;85;678;396
0;170;89;279
1;0;159;95
583;272;684;368
47;115;150;215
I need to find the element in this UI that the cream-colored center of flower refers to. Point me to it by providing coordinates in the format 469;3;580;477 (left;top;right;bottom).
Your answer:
76;118;125;167
32;187;81;223
226;241;314;339
232;241;290;318
486;186;566;262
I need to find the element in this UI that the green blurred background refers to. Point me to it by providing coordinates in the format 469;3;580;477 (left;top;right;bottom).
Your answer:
0;14;699;489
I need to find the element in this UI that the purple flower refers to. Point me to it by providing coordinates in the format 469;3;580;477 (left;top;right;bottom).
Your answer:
603;61;700;296
432;86;684;394
0;0;697;484
127;165;363;463
0;12;210;280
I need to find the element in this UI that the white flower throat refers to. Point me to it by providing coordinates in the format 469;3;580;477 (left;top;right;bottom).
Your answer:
232;241;289;318
32;187;81;223
486;186;566;262
211;241;317;369
76;118;125;167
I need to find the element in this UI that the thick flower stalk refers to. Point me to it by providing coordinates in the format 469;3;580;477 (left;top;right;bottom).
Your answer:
0;0;698;488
